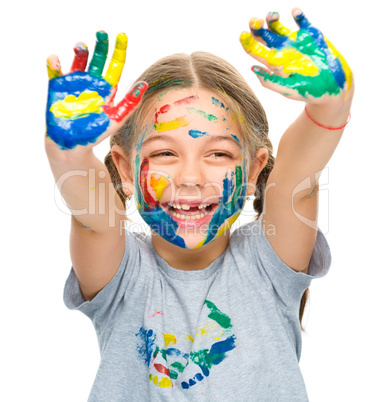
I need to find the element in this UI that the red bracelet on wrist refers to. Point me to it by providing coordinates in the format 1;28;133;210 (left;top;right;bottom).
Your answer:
304;105;351;131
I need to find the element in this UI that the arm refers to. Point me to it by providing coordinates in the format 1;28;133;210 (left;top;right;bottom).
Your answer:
45;32;147;300
241;9;354;273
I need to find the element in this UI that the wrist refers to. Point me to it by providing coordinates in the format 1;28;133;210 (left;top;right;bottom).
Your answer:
305;101;352;129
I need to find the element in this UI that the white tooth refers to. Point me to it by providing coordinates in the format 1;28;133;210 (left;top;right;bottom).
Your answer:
179;214;186;219
181;204;190;210
196;214;201;219
176;213;181;218
198;204;203;209
186;215;191;220
176;204;181;209
190;215;197;220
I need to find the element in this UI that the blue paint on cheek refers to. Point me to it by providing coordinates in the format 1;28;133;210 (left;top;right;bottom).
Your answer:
222;172;235;203
46;72;112;150
133;155;186;248
188;130;209;138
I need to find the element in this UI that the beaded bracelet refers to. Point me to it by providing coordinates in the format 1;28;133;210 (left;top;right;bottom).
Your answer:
305;104;351;131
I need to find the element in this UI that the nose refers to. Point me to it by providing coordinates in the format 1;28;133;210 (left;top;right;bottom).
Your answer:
173;157;205;188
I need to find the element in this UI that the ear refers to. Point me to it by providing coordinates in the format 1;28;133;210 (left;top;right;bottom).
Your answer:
247;148;269;196
111;145;135;196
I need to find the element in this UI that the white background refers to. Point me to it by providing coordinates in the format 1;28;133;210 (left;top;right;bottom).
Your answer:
1;0;382;400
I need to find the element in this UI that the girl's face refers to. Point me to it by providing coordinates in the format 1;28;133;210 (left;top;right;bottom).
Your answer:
133;88;249;249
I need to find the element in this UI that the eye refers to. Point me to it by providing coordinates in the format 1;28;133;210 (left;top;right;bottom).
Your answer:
209;152;233;159
150;151;175;158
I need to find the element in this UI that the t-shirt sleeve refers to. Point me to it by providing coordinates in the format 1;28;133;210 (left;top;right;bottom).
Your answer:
63;229;142;333
232;212;331;313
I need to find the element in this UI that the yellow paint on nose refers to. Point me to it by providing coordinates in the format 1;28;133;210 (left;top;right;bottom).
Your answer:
50;91;105;119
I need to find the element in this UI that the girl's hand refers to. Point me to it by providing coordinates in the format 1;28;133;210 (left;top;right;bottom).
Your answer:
240;8;354;110
46;31;148;151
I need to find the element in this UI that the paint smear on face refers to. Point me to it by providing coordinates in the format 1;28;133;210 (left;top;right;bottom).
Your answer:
211;97;229;112
231;134;240;144
150;174;169;202
154;116;189;132
174;96;198;105
187;107;218;122
188;130;210;138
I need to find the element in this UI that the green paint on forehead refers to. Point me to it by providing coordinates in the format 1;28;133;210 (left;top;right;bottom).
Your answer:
187;107;218;122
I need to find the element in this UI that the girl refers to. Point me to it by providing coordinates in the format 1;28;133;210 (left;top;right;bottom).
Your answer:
45;8;353;401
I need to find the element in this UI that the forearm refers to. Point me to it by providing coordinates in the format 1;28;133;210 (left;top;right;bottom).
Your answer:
270;102;351;200
45;137;126;233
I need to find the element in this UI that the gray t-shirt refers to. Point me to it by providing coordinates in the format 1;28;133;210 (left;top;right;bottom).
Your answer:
64;212;331;401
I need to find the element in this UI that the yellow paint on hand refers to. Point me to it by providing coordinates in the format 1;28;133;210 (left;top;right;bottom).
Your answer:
150;174;168;202
325;37;353;93
46;59;62;80
240;32;319;76
163;333;177;347
105;33;128;87
154;116;189;132
269;21;297;41
50;91;105;119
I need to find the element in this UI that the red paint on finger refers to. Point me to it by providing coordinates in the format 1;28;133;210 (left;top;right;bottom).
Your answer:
70;43;89;73
103;81;148;122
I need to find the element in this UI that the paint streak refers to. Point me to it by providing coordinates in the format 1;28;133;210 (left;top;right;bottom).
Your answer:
50;92;105;119
205;300;232;329
154;116;189;132
231;134;240;143
174;96;198;105
211;97;229;112
88;31;109;77
147;310;163;319
154;363;171;377
187;107;218;122
154;104;171;124
150;174;168;202
188;130;209;138
70;43;88;73
149;373;172;388
164;334;177;347
104;33;127;87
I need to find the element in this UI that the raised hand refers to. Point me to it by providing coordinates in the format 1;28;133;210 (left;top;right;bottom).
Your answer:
240;8;353;104
46;31;148;150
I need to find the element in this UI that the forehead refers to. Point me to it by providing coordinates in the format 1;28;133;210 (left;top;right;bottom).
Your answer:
142;88;238;127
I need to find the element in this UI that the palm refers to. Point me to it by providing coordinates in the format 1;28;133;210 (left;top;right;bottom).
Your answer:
47;72;113;149
46;31;147;150
240;9;353;103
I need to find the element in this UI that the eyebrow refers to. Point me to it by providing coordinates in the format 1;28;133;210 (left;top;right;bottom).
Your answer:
141;133;241;148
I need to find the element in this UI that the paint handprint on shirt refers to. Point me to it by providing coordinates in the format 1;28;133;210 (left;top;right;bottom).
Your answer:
135;300;236;389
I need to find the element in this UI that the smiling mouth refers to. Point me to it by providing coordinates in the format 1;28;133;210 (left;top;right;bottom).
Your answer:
162;202;218;221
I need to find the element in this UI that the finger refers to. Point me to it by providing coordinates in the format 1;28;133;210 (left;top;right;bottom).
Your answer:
249;17;288;49
292;7;311;29
104;33;128;87
266;11;296;40
240;31;271;61
103;81;148;122
88;31;109;77
241;32;315;76
251;66;302;100
46;55;62;79
70;42;89;73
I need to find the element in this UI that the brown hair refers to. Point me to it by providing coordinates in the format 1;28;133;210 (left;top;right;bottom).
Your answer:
104;51;309;331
